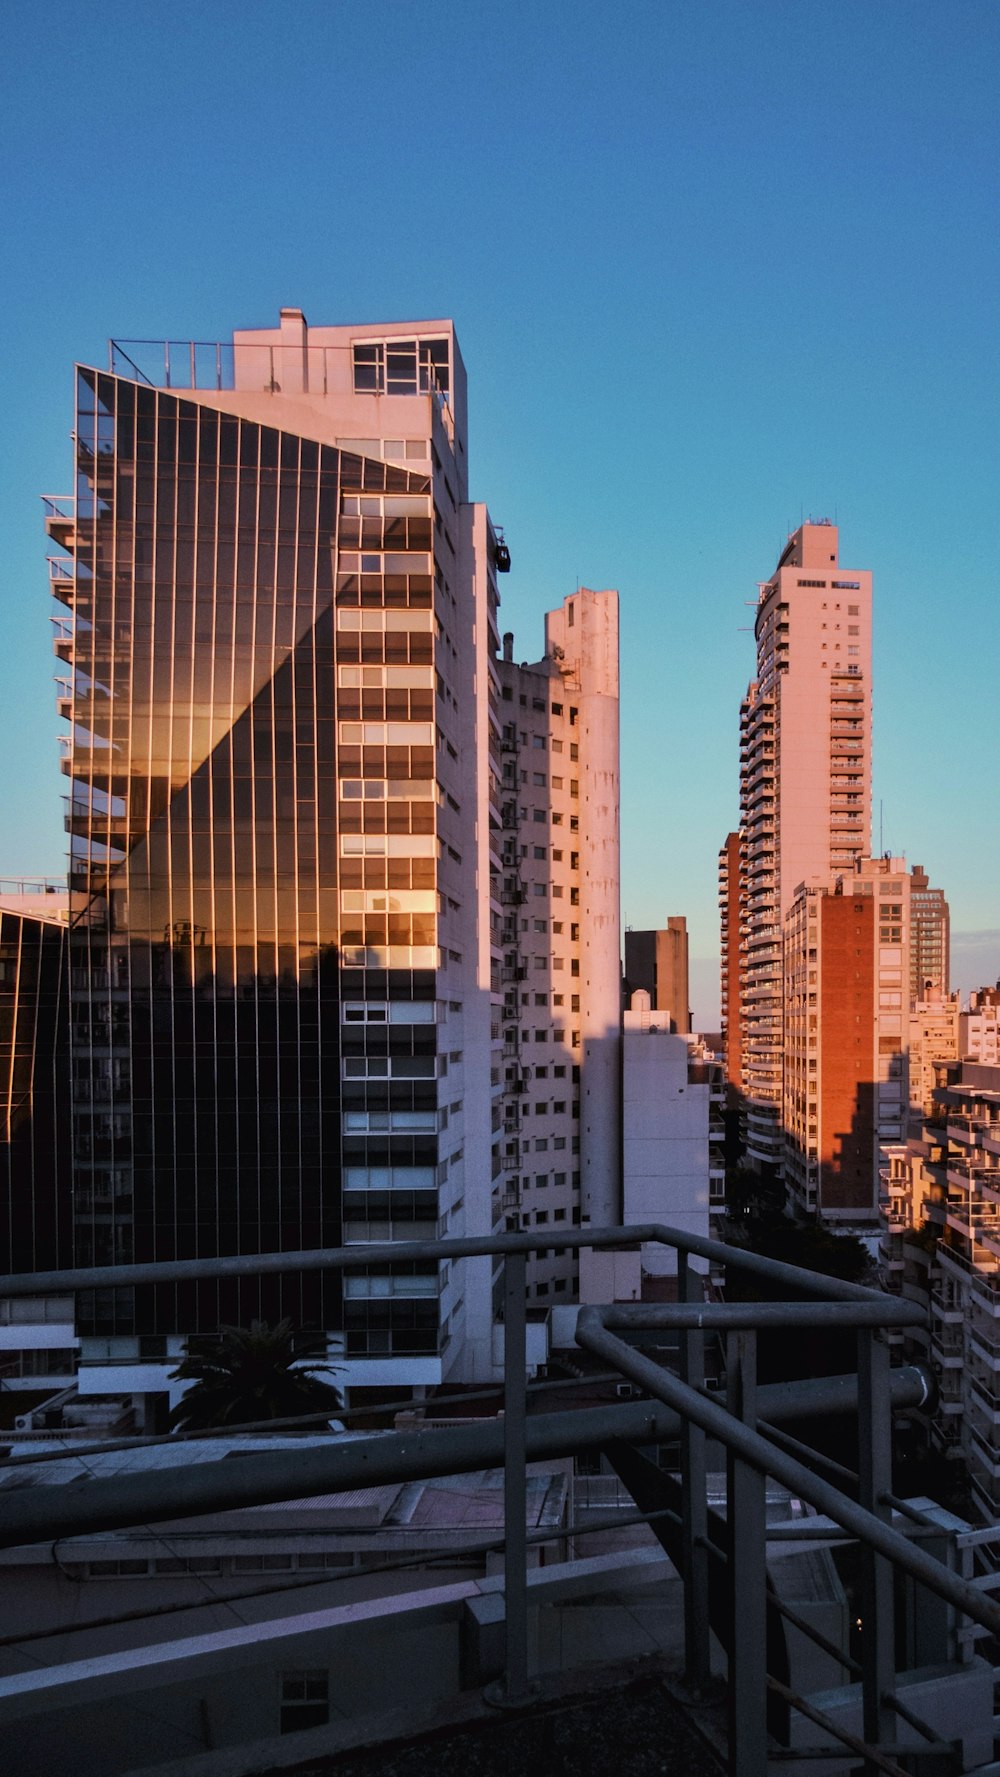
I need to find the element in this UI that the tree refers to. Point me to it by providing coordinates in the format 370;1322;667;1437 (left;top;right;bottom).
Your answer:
169;1319;341;1431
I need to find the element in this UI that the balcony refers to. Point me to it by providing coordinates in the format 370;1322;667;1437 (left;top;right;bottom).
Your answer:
42;494;76;552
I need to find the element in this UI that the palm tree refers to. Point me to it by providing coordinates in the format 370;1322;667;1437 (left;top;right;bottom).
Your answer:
168;1319;341;1431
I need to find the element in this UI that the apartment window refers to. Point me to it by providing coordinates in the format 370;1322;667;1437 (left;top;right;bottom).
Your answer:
533;772;546;787
532;735;546;749
280;1671;329;1735
351;337;450;396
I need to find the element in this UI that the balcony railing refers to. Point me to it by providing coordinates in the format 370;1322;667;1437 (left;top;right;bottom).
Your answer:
2;1225;997;1777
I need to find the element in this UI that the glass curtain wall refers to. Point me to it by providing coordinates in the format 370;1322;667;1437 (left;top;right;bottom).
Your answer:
62;369;440;1346
0;911;71;1273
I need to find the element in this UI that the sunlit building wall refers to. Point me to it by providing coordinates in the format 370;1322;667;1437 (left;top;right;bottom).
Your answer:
783;856;911;1223
908;985;960;1120
495;588;621;1304
737;522;872;1172
47;310;507;1387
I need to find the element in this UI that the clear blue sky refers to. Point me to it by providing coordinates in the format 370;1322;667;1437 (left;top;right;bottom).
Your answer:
2;0;998;1026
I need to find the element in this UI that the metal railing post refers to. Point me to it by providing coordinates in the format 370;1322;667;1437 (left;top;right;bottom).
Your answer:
727;1328;767;1777
500;1247;531;1704
679;1252;711;1690
858;1328;895;1759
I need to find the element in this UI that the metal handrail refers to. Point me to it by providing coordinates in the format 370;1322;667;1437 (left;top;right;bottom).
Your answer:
0;1222;975;1775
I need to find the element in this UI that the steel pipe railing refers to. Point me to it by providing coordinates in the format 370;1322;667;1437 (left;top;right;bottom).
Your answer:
0;1220;968;1775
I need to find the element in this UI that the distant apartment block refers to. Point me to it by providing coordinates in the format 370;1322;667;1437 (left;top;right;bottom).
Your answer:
880;1060;1000;1520
963;985;1000;1066
909;864;950;998
908;984;960;1120
496;589;621;1305
718;832;742;1093
624;919;690;1033
735;522;872;1173
783;856;912;1224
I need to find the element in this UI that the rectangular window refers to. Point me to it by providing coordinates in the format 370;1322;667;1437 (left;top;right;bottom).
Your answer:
280;1671;330;1735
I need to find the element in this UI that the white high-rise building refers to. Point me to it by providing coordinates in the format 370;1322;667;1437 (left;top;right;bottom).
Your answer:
496;588;621;1304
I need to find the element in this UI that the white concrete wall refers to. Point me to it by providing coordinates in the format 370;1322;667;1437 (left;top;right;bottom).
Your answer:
546;590;621;1231
621;1007;710;1276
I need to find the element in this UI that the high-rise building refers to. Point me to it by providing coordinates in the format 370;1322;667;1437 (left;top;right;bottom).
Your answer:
46;309;510;1390
782;856;911;1223
908;864;950;1001
495;589;621;1303
718;832;743;1092
735;521;872;1172
624;918;690;1033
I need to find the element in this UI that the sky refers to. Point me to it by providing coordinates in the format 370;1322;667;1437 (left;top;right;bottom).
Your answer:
1;0;998;1028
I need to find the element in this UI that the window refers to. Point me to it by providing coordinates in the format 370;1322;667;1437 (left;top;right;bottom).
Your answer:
351;337;450;396
280;1671;329;1735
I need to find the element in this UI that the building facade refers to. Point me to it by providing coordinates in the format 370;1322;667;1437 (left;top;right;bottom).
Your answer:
624;919;690;1033
718;832;743;1094
735;522;872;1173
0;887;71;1278
907;985;961;1120
963;986;1000;1067
909;865;950;999
47;310;509;1389
495;589;621;1304
782;856;911;1223
620;991;721;1278
881;1061;1000;1520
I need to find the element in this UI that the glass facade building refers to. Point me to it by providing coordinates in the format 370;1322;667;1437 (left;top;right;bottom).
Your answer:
48;314;506;1378
0;900;71;1275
